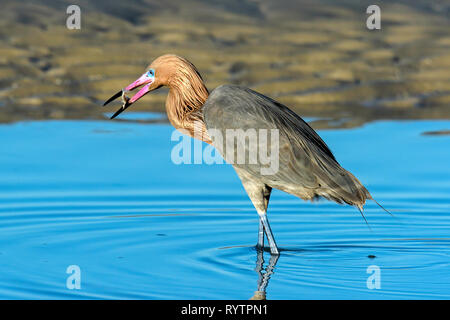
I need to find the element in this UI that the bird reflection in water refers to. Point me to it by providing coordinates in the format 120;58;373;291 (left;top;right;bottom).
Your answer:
250;250;279;300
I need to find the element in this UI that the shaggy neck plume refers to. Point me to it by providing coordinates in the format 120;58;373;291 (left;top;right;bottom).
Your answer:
165;58;211;143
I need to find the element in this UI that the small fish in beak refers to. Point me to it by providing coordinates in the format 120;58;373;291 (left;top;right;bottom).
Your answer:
121;90;130;106
103;69;155;119
108;89;132;120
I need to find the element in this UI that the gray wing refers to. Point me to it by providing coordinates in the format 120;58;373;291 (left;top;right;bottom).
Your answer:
202;84;370;207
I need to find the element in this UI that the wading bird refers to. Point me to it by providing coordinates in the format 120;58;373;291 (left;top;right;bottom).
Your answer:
104;54;384;255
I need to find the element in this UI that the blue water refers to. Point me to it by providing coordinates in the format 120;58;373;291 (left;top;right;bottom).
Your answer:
0;115;449;299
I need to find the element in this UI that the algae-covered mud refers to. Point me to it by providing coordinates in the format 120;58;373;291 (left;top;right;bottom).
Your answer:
0;0;449;128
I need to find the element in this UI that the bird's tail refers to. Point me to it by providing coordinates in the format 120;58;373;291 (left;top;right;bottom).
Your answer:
346;173;393;217
313;154;392;218
321;167;392;217
318;167;372;209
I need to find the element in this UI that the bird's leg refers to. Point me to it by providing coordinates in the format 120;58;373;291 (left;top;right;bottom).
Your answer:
257;185;271;250
257;219;264;250
235;171;279;254
259;185;278;255
258;211;279;255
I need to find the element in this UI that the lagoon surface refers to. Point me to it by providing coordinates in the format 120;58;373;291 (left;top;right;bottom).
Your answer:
0;115;449;299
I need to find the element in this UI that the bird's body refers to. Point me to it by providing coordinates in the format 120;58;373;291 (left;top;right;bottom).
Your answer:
203;84;370;207
104;54;377;255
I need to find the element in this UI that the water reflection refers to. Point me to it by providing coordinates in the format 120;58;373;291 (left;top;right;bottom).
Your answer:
250;250;280;300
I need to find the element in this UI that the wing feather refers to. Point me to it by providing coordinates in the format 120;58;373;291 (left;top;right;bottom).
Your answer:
203;85;371;207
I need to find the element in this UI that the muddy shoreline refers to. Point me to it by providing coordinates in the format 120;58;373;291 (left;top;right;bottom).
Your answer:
0;0;449;128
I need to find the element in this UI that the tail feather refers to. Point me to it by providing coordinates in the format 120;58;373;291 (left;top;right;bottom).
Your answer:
313;155;392;219
318;167;371;208
370;197;393;216
319;167;393;224
357;205;372;231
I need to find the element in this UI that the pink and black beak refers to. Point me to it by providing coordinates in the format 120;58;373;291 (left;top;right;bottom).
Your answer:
103;69;155;119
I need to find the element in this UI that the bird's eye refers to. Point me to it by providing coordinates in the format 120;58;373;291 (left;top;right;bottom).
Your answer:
147;69;155;77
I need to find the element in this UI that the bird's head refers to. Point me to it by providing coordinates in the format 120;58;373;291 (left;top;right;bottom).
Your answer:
103;54;205;119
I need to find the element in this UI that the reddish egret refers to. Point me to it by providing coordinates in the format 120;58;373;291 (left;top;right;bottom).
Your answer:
104;54;384;255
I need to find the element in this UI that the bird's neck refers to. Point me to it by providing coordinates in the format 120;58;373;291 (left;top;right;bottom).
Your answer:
165;76;211;143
